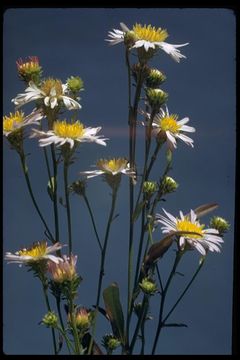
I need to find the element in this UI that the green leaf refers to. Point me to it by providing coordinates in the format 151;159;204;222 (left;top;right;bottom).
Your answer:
193;203;218;218
103;282;125;345
47;177;55;202
132;200;146;222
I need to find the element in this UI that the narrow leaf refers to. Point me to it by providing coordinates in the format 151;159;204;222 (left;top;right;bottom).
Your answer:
163;323;188;328
103;282;125;344
47;177;55;202
193;203;218;218
132;200;146;222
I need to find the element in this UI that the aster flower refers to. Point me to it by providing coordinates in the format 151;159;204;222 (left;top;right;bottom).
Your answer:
16;56;42;83
5;241;63;266
155;209;224;256
106;22;189;62
30;120;107;149
12;78;81;110
3;109;43;137
48;254;78;283
143;106;195;149
80;157;135;179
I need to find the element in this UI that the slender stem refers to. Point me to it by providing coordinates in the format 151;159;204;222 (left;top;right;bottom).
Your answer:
56;298;72;354
163;259;205;324
126;56;144;346
64;161;72;254
145;142;162;180
40;277;57;355
50;144;60;245
56;326;74;354
88;187;118;355
69;297;81;354
151;251;183;355
83;194;102;251
19;154;54;242
129;295;148;353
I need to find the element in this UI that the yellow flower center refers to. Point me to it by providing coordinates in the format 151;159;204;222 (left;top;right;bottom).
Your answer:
160;115;181;133
97;158;128;173
41;78;63;97
176;219;204;239
18;241;47;257
53;120;85;139
132;23;168;43
3;111;24;132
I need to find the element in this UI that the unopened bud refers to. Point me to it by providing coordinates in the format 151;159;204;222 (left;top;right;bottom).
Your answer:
139;277;158;295
42;311;58;328
67;76;84;93
143;181;158;195
161;176;178;194
102;334;121;352
146;69;166;88
209;216;230;235
146;88;168;110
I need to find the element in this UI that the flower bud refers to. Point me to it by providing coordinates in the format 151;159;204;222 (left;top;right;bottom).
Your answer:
131;63;150;83
124;31;137;47
139;277;158;295
161;176;178;194
146;88;168;110
143;181;158;196
16;56;42;84
70;180;86;196
67;76;84;93
209;216;230;235
75;308;91;331
42;311;58;328
102;334;121;352
146;69;166;88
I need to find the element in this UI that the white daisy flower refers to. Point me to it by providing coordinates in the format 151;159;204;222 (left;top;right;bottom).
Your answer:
30;120;108;149
144;106;195;149
106;23;189;63
80;157;135;179
155;208;224;256
3;109;44;137
5;241;64;266
12;78;81;110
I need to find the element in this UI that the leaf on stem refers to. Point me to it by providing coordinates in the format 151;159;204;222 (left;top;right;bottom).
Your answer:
132;200;146;222
192;203;218;219
103;282;125;345
163;323;188;328
47;177;56;202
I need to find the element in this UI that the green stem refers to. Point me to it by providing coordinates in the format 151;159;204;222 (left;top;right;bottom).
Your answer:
129;295;149;353
19;154;54;242
64;161;72;254
88;187;118;355
56;298;72;354
40;278;57;355
50;144;60;245
151;251;183;355
69;298;81;354
83;194;102;251
163;259;205;324
56;325;74;354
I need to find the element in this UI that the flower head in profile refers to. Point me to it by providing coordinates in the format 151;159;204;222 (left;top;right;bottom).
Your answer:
48;254;78;283
156;209;224;256
80;157;135;179
144;106;195;149
16;56;42;83
3;109;43;137
30;120;107;149
5;241;63;266
12;78;81;110
106;22;189;62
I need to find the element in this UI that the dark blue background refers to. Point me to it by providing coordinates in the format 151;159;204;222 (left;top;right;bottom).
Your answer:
3;8;235;354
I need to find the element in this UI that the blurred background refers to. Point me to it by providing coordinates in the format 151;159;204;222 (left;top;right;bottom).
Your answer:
3;8;235;355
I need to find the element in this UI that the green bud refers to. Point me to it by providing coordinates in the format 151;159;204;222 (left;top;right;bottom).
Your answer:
139;277;158;295
161;176;178;194
67;76;84;93
209;216;230;235
102;334;121;352
131;63;151;83
42;311;58;328
143;181;158;195
124;31;137;47
146;88;168;110
146;69;166;88
70;180;86;196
